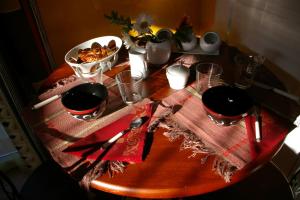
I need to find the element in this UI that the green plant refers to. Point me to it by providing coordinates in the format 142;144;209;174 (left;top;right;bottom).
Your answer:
174;16;194;43
104;11;133;34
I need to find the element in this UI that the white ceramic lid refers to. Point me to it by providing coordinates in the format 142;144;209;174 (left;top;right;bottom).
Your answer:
167;64;190;77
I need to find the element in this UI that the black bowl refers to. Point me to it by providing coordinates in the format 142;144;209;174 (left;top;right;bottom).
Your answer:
61;83;108;121
202;85;253;126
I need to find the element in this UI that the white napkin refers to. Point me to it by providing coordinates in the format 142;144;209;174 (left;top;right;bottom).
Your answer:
285;115;300;154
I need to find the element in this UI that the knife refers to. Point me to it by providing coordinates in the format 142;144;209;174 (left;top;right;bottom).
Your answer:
32;81;117;110
32;94;61;110
253;81;300;103
253;106;262;142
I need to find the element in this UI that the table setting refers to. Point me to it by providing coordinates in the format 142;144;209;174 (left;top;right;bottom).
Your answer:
149;83;289;178
24;12;300;198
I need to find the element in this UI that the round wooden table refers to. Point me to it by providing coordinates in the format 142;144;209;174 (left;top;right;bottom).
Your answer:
39;45;295;199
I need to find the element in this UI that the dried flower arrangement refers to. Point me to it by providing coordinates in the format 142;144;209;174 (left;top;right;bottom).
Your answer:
105;11;160;49
105;11;197;51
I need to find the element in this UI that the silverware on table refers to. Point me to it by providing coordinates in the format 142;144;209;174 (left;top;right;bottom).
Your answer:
78;117;144;183
253;81;300;104
253;106;262;142
32;81;117;110
65;117;144;179
100;117;143;150
32;94;62;110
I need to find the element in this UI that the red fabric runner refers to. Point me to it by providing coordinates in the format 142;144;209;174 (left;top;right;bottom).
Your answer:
24;75;131;170
27;72;290;182
63;103;153;163
245;113;287;160
153;86;289;169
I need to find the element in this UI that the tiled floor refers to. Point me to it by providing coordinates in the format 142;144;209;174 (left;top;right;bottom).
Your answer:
0;125;33;199
0;155;32;200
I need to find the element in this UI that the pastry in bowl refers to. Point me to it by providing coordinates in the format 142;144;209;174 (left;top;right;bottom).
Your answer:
65;36;122;78
61;83;108;121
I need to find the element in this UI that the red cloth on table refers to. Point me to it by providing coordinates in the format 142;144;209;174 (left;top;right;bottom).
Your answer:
25;74;147;169
155;86;289;169
244;113;287;160
63;103;153;163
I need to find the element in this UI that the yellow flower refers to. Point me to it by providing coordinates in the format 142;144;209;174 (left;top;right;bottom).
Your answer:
133;13;154;35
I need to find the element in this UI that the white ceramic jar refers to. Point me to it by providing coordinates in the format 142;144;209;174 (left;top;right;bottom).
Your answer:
166;64;190;90
146;40;171;65
200;32;221;53
180;33;197;51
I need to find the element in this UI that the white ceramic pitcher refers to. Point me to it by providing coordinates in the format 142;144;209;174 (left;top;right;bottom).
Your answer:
128;48;148;79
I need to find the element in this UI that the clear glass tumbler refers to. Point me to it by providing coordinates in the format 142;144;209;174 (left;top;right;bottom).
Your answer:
116;70;143;105
234;54;265;89
196;63;223;94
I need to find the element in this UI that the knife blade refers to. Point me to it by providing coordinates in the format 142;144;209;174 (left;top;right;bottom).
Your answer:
253;81;300;103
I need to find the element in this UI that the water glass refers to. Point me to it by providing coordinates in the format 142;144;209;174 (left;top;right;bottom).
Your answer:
234;54;265;89
116;70;143;105
196;63;223;94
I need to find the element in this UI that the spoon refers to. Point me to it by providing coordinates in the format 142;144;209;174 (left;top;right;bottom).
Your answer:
64;117;143;174
100;117;143;150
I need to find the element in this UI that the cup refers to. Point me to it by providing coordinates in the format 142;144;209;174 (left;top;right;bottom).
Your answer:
234;54;265;89
128;49;148;79
196;63;223;94
116;70;143;105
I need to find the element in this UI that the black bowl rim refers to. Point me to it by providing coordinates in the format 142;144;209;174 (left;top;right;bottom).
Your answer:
202;85;253;117
61;83;108;113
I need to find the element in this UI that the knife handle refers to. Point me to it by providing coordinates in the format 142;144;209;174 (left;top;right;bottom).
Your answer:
101;131;126;150
255;118;261;142
32;95;61;110
273;88;300;103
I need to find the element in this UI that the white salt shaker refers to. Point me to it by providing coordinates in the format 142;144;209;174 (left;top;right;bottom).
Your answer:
166;64;190;90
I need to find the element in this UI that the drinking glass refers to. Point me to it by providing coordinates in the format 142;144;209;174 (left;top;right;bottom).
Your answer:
196;63;223;94
116;70;143;105
234;54;265;89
